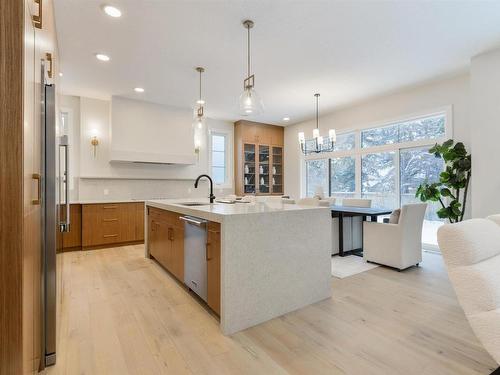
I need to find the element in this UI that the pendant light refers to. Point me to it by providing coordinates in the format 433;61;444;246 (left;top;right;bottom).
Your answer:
193;67;205;155
193;67;205;130
298;93;336;155
239;20;264;116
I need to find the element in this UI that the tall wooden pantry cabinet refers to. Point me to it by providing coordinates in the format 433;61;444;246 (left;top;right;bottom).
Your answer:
234;120;284;196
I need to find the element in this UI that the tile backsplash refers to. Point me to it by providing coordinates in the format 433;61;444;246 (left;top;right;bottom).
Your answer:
77;178;233;202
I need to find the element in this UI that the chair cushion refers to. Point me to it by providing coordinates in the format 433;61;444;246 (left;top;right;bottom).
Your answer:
388;209;401;224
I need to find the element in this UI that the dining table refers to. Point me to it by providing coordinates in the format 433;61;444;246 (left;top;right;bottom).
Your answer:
330;205;393;257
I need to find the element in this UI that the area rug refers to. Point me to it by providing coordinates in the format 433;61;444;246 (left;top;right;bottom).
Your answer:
331;255;379;278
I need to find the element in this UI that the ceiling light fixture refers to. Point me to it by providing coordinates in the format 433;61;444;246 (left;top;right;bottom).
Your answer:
239;20;263;116
283;117;290;122
134;87;145;93
95;53;110;62
298;93;336;155
58;72;63;77
103;5;122;18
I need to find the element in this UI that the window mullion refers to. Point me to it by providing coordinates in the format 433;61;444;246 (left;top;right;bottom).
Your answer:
328;158;332;197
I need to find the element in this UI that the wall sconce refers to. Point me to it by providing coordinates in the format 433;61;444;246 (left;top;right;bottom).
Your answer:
90;129;99;158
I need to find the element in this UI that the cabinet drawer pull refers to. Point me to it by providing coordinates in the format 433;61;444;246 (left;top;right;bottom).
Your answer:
103;234;118;238
103;218;118;222
32;173;41;205
102;205;118;209
32;0;43;29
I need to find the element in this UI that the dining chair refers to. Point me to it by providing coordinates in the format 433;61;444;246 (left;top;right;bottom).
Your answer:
363;203;427;270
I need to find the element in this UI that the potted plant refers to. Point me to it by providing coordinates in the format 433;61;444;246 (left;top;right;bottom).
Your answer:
416;139;471;223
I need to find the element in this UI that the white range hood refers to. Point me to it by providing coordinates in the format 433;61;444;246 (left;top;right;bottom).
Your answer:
110;96;196;165
110;149;196;165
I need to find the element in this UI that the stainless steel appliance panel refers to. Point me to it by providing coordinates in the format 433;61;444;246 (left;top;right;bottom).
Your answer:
181;216;208;302
42;83;57;367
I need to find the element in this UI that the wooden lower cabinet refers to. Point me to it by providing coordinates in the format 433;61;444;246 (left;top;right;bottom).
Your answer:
147;207;220;315
207;222;221;315
147;207;184;280
81;202;145;249
60;204;82;250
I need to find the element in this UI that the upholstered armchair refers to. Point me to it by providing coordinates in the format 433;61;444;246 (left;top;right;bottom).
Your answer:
363;203;427;270
438;218;500;369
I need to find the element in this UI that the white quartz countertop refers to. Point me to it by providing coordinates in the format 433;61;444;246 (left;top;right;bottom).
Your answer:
146;198;329;223
71;199;146;204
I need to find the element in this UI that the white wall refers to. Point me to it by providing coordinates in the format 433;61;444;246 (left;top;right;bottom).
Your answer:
470;48;500;218
285;73;471;203
60;95;234;201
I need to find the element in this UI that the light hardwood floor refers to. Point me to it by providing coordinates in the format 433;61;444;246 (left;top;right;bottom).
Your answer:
45;245;497;375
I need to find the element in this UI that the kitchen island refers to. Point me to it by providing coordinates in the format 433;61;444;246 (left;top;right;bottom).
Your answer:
145;199;332;335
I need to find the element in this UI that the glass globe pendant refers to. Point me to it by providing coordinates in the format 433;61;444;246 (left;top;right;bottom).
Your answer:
239;20;264;116
239;85;263;115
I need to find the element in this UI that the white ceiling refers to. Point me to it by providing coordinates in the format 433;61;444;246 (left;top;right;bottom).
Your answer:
54;0;500;125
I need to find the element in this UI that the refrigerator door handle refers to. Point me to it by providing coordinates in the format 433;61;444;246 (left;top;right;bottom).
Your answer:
59;135;70;232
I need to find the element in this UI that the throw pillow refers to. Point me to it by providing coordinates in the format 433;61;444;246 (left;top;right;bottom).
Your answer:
389;208;401;224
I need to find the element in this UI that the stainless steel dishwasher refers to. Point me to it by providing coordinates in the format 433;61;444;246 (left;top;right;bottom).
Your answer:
180;215;208;302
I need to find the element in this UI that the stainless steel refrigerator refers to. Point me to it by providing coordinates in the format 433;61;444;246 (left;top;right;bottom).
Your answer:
41;73;70;368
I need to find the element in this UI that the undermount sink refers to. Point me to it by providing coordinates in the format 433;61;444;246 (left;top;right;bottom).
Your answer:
178;202;211;206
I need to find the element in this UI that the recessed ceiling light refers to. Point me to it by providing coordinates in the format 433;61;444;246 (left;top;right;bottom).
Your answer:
58;72;63;77
103;5;122;18
95;53;110;62
283;117;290;122
134;87;145;93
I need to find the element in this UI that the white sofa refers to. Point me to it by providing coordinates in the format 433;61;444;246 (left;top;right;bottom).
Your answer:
363;203;427;270
438;218;500;366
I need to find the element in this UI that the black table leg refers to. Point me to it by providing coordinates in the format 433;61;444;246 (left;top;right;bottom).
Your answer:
338;212;344;256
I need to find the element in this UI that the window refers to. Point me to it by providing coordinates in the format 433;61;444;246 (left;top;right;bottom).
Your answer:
211;133;227;185
330;156;355;199
302;110;449;249
361;124;399;148
306;159;328;197
361;152;397;209
400;146;445;246
361;113;445;148
334;132;356;151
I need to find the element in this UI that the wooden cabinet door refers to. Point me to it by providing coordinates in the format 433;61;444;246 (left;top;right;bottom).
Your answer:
22;1;42;372
271;146;284;194
148;216;159;259
241;122;258;143
170;224;185;281
207;222;221;315
61;204;82;249
135;203;145;241
150;219;170;268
